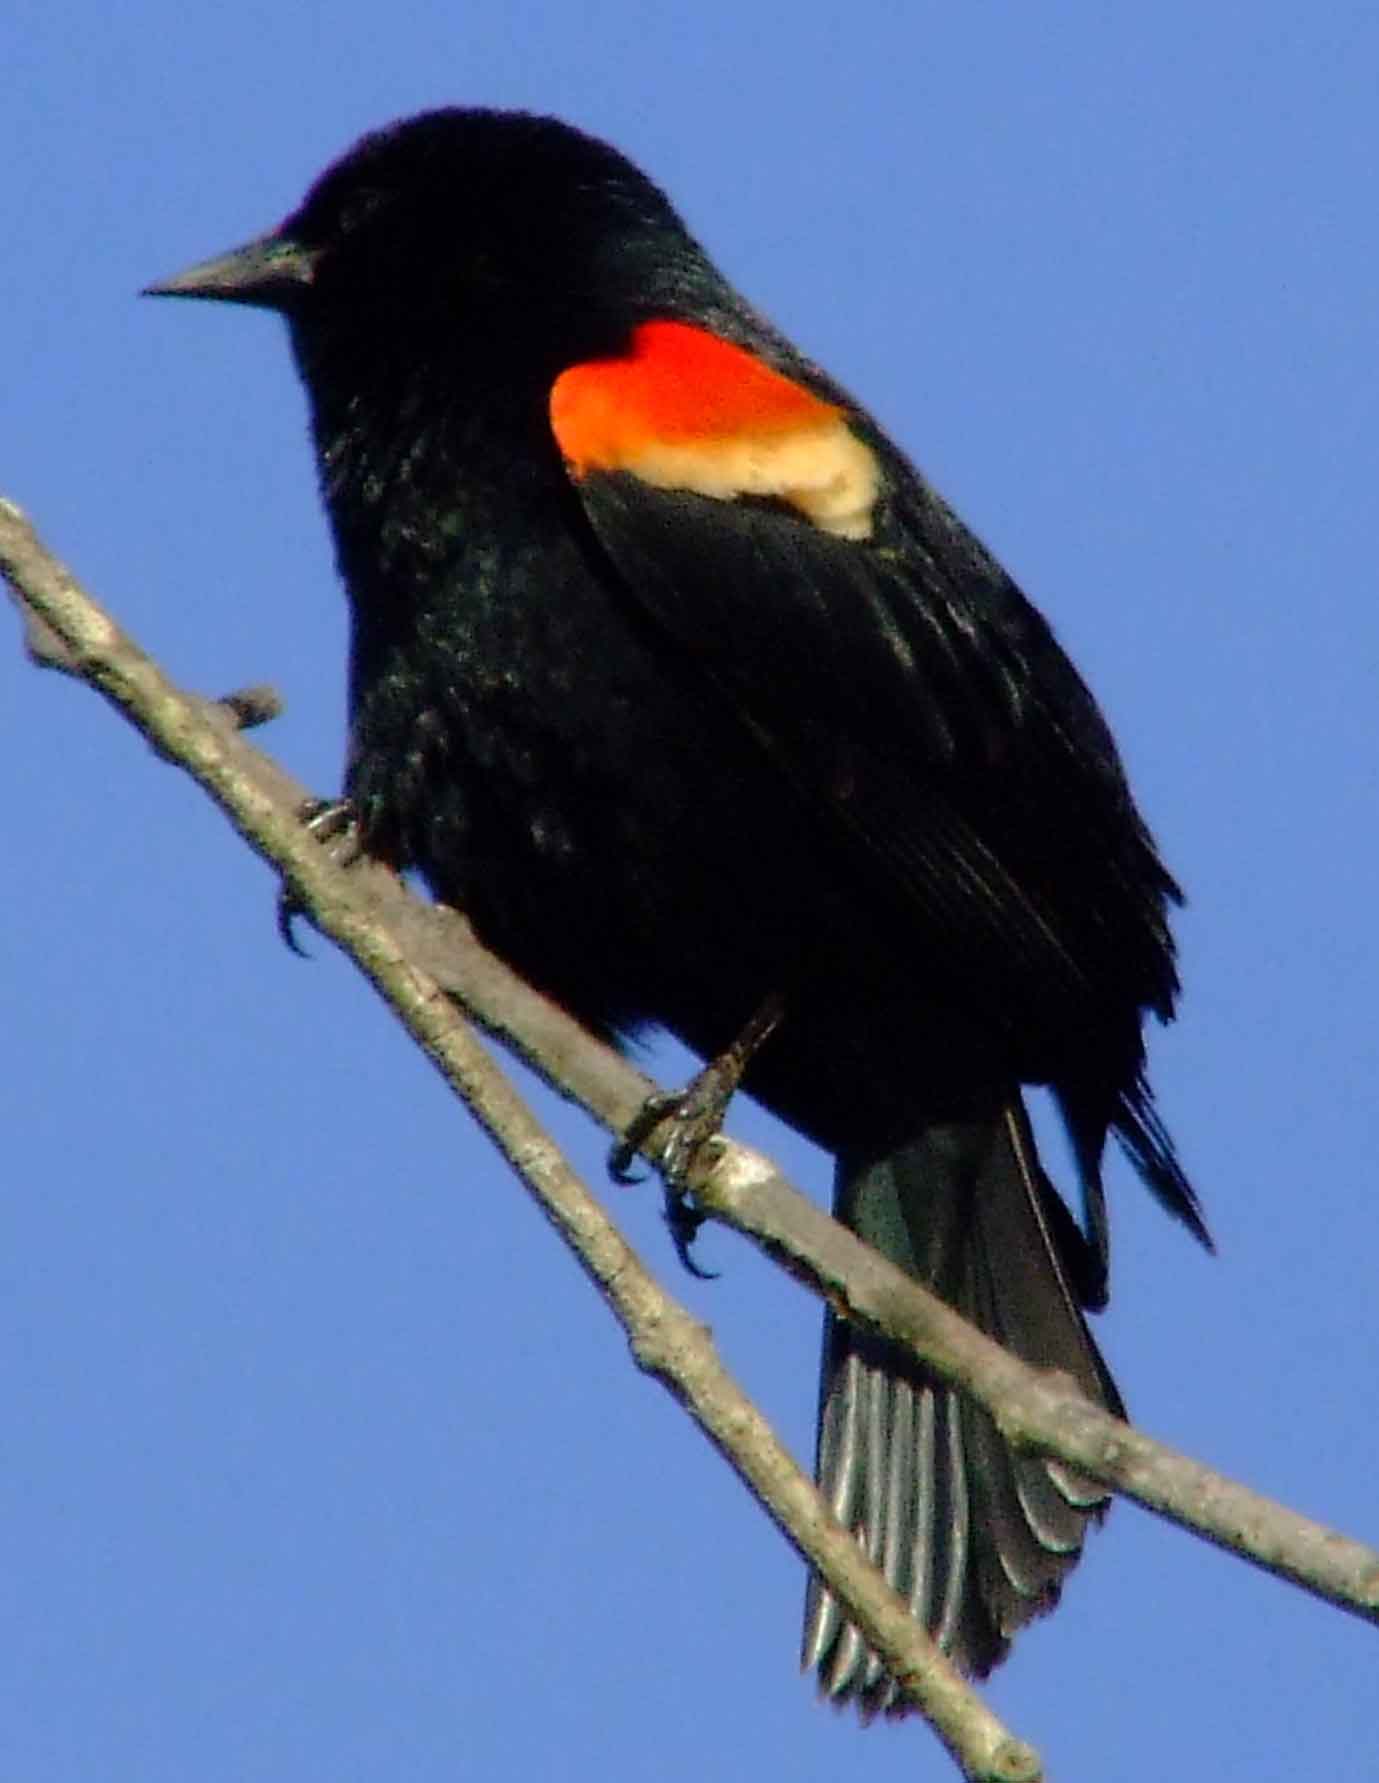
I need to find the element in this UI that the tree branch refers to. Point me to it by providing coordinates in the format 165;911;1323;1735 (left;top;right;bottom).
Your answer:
7;497;1379;1772
2;496;1041;1780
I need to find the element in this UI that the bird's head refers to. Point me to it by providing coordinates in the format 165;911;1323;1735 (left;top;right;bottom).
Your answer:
146;108;728;384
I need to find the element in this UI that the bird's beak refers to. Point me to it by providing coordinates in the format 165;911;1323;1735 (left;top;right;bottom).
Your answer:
143;233;320;309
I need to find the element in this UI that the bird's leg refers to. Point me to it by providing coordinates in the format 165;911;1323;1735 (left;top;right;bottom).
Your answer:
609;992;785;1275
277;797;362;955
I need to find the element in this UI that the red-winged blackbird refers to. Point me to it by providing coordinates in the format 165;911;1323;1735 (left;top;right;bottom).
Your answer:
148;108;1208;1713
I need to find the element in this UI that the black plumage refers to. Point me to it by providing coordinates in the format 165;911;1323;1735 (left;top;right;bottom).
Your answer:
148;107;1208;1711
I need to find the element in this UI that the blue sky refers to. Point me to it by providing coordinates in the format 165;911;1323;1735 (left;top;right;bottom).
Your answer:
7;4;1377;1779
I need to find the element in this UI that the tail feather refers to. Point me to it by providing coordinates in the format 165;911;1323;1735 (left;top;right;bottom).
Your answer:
803;1101;1120;1712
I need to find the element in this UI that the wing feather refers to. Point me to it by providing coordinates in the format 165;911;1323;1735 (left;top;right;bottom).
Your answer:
566;466;1178;1045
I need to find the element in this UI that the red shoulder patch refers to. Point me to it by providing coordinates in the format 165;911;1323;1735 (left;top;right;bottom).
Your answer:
550;321;879;540
551;320;838;462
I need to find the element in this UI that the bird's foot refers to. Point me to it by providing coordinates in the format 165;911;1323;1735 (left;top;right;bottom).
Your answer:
277;797;362;955
607;1070;736;1278
608;993;784;1277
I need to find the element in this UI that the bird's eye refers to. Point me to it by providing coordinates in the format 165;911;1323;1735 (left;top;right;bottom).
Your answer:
319;184;387;244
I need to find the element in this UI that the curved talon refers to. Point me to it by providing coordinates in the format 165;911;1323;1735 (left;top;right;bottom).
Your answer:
607;1141;650;1185
665;1193;717;1279
278;888;312;957
608;1090;683;1184
609;1076;736;1277
277;796;361;957
609;999;781;1275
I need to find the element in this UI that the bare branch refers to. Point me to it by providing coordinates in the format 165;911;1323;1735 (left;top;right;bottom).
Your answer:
8;496;1379;1768
2;496;1040;1779
217;682;285;730
691;1142;1379;1621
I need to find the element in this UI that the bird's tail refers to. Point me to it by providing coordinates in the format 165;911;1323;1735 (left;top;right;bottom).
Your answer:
802;1100;1121;1713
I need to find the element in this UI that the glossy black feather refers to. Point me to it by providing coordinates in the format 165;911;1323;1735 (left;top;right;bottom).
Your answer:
808;1108;1122;1703
150;106;1209;1710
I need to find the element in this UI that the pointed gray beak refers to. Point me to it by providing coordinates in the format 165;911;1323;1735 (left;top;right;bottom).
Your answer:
143;233;320;308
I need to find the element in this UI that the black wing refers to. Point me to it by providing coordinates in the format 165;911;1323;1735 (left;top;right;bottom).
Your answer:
569;464;1178;1024
566;458;1206;1250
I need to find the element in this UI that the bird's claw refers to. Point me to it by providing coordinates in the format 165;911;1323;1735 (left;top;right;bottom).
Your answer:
608;1060;742;1278
666;1194;715;1279
607;1089;682;1184
277;797;362;955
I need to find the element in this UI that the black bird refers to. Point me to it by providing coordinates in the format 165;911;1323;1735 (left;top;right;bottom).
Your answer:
148;108;1208;1713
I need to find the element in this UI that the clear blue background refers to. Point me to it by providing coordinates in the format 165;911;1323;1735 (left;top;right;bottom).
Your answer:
7;5;1377;1779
